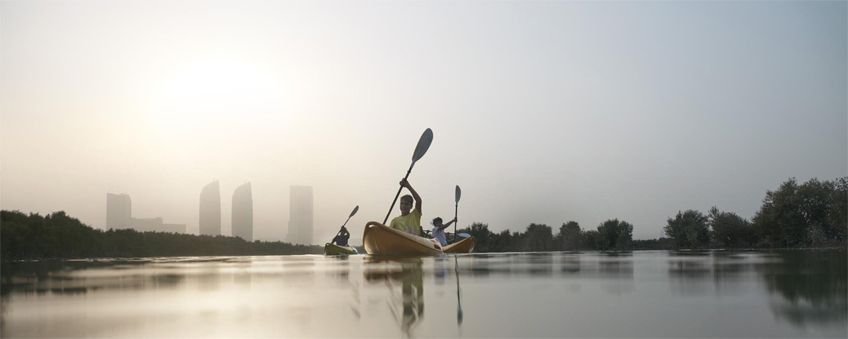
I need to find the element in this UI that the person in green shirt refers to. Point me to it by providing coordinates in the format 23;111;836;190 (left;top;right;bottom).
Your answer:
389;179;424;236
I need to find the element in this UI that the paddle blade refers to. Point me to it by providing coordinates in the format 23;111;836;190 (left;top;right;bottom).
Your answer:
411;128;434;162
455;185;461;202
349;205;359;218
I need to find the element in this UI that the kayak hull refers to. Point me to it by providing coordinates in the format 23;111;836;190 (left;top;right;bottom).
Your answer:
443;236;475;253
324;242;358;255
363;221;443;256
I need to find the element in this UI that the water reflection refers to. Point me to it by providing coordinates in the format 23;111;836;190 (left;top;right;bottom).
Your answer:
454;256;464;328
668;252;713;296
1;259;187;296
363;258;425;337
759;250;847;328
1;250;845;338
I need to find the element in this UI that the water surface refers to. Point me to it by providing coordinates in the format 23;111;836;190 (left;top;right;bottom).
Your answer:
2;250;845;337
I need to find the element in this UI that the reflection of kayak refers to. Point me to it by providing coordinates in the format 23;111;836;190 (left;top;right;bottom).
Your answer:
443;236;475;253
363;221;443;256
324;242;358;255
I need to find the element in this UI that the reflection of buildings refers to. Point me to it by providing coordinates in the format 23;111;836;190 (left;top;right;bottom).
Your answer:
232;183;253;241
286;185;313;245
199;181;221;236
105;193;185;233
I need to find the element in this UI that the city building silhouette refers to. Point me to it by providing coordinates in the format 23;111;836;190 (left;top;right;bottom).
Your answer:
286;185;313;245
232;182;253;241
199;181;221;236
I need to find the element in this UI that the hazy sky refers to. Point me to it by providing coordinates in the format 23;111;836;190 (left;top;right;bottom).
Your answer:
1;0;845;242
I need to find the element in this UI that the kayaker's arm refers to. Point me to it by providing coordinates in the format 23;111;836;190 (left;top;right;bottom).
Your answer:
401;179;422;212
438;218;456;230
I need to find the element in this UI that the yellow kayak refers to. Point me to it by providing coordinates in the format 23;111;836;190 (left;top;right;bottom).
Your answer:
324;242;358;255
362;221;476;256
363;221;443;256
443;236;475;253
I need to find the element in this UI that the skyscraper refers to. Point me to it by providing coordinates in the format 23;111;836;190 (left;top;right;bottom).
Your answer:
106;193;132;229
106;193;185;233
199;181;221;236
232;182;253;241
286;185;313;245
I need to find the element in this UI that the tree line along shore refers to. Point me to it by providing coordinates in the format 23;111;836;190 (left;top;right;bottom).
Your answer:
466;177;846;252
1;177;845;260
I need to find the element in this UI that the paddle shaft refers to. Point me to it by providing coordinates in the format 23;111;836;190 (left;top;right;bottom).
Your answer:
382;162;415;225
453;203;458;242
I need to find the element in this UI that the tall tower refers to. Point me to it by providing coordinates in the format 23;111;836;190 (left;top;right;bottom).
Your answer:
199;181;221;236
286;185;313;245
106;193;132;229
232;183;253;241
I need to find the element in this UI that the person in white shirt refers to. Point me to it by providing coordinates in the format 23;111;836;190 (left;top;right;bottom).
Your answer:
431;217;457;246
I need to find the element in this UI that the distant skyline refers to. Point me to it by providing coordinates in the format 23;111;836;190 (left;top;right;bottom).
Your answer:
106;193;185;233
1;0;845;241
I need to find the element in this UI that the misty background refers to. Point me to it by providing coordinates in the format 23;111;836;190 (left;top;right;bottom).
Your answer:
1;0;845;242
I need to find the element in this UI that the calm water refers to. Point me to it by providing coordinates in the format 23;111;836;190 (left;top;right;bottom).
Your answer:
1;250;845;338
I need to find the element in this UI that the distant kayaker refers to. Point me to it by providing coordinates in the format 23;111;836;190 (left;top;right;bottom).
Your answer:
332;225;350;246
390;179;424;236
431;217;457;246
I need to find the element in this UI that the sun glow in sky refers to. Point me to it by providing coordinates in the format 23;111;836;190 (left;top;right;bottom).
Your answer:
148;57;284;132
1;0;845;241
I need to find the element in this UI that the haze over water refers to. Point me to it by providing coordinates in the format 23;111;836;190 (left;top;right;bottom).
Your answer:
2;250;845;338
2;0;845;241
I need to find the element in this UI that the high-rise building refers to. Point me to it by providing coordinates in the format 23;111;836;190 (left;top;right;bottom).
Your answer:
286;185;313;245
106;193;185;233
106;193;132;229
232;183;253;241
199;181;221;236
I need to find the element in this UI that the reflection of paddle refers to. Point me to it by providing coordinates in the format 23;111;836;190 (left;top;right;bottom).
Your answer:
382;128;434;225
453;185;461;243
455;256;463;327
331;205;359;243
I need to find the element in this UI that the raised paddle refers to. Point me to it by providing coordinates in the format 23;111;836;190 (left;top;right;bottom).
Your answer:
453;185;461;242
331;205;359;243
382;128;434;225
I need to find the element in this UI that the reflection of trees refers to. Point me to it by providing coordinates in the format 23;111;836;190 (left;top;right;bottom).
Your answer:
759;250;847;327
1;259;187;295
596;252;634;295
560;253;581;274
2;259;199;298
460;253;557;277
525;252;553;276
710;252;757;294
668;251;713;295
598;255;634;279
363;258;424;338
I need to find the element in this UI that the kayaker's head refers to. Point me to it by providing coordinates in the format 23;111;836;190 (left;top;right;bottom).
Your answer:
432;217;443;226
400;195;413;215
